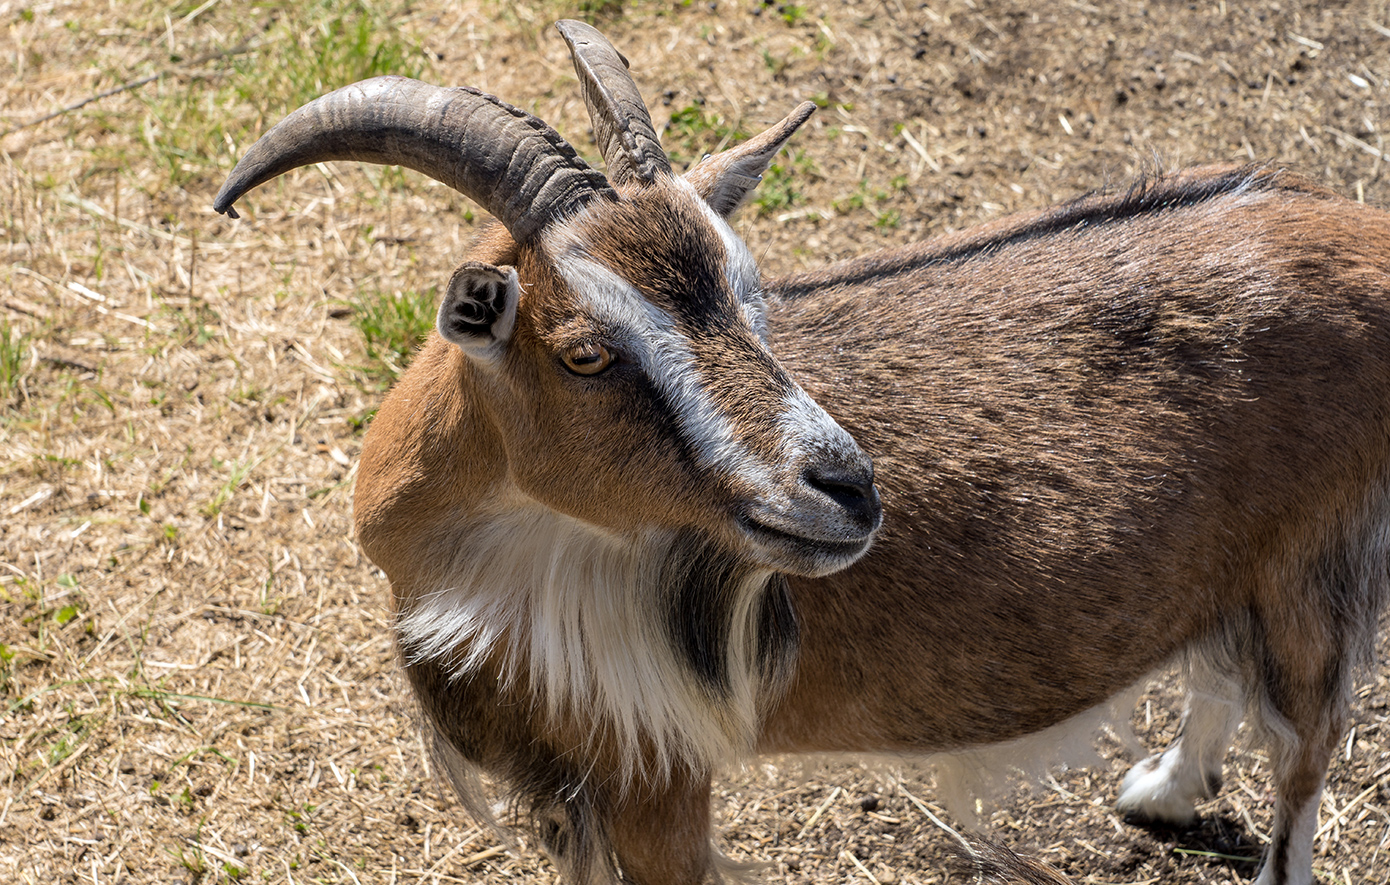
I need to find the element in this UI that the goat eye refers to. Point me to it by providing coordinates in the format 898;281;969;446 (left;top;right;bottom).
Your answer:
560;342;614;376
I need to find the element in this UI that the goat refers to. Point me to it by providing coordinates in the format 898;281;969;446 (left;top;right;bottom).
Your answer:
214;20;1390;885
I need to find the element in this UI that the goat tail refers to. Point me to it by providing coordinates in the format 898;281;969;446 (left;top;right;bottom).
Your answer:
955;839;1075;885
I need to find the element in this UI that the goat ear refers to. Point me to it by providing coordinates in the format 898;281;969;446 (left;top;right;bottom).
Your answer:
686;101;816;217
438;262;519;360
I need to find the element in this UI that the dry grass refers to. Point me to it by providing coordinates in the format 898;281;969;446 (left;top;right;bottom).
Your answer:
3;1;1390;883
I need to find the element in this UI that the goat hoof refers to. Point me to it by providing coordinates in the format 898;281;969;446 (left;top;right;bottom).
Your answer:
1115;754;1201;826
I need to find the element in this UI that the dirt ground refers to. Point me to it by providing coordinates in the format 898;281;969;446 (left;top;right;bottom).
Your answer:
3;0;1390;883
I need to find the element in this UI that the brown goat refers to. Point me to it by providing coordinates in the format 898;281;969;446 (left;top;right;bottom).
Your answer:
214;20;1390;885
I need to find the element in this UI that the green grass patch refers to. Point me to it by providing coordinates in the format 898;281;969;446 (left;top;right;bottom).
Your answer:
833;175;908;228
663;103;750;171
155;294;220;348
239;1;426;116
130;687;276;712
779;3;808;25
0;318;29;405
348;286;437;388
166;839;207;877
752;148;817;217
48;711;101;766
203;456;258;518
0;643;15;696
128;0;426;194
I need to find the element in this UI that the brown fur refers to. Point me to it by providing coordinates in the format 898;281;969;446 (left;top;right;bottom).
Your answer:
956;841;1075;885
358;163;1390;884
763;166;1390;752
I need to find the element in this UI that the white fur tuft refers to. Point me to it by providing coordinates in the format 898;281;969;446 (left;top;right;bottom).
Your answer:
1116;679;1242;825
396;496;776;786
1116;752;1204;825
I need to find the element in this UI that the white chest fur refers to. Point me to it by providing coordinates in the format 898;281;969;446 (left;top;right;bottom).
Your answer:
395;502;778;783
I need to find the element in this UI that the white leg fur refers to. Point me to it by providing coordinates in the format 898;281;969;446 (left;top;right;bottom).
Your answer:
1253;783;1320;885
1117;680;1242;824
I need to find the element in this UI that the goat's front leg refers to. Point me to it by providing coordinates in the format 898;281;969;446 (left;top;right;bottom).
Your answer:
1117;664;1243;824
606;767;720;885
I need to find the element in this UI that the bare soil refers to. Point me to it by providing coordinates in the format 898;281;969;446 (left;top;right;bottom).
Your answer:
3;1;1389;883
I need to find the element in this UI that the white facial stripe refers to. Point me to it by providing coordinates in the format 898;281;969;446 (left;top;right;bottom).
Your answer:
780;386;859;463
681;175;767;297
542;198;857;506
687;195;848;464
679;177;765;324
683;177;858;469
543;230;774;484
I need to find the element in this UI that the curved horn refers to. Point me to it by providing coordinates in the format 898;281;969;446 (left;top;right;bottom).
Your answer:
556;19;672;186
213;76;617;243
685;101;817;218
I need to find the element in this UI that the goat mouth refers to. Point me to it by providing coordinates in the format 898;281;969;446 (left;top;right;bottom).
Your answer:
737;514;873;571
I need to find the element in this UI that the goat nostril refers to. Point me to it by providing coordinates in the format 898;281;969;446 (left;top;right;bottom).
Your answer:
802;464;881;525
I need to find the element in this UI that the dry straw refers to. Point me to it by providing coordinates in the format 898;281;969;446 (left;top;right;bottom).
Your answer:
3;1;1389;883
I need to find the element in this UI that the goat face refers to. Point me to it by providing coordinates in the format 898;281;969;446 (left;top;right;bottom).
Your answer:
438;176;881;578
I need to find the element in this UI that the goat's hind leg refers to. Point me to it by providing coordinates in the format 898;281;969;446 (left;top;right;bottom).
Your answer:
1245;580;1362;885
1251;717;1339;885
1247;615;1353;885
1114;622;1344;885
1250;495;1390;885
1116;658;1242;826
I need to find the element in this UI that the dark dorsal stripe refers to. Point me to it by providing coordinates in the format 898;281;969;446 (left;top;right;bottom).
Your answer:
771;166;1313;299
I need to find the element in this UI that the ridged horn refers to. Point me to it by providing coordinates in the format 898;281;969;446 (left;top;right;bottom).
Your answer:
556;19;672;187
213;75;617;243
685;101;817;218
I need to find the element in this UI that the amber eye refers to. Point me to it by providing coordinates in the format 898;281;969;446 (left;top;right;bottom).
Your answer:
561;342;615;376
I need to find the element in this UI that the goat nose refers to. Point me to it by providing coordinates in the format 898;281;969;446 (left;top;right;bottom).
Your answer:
802;461;882;529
